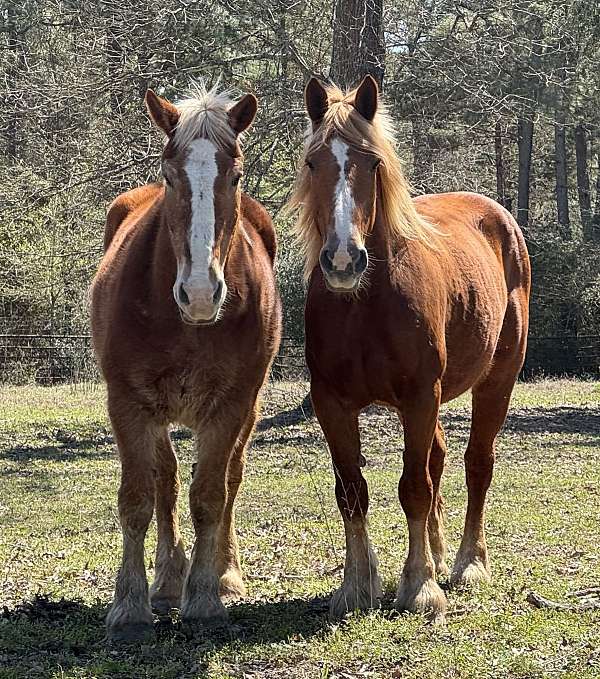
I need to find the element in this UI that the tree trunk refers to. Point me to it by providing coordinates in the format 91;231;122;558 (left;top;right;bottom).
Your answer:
575;124;593;240
330;0;385;89
554;120;571;239
593;149;600;239
495;121;510;210
6;3;20;161
517;116;534;230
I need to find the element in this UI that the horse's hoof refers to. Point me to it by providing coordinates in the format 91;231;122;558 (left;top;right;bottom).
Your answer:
395;575;447;622
106;621;155;645
450;558;491;589
329;582;382;619
219;568;247;601
181;592;229;632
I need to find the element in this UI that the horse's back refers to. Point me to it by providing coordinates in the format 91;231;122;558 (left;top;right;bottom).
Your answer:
104;183;163;252
414;191;530;294
241;193;276;264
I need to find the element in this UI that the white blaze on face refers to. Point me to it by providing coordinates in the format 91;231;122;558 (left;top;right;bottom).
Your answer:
330;138;356;271
177;138;219;295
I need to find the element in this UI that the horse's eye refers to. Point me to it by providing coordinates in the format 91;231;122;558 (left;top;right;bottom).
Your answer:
232;174;242;187
305;159;315;171
164;174;173;188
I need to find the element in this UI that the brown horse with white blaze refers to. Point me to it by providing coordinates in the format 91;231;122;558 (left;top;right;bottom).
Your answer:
289;76;530;622
91;84;281;642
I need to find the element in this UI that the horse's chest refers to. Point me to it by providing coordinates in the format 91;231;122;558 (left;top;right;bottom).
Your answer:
146;359;223;423
306;312;418;406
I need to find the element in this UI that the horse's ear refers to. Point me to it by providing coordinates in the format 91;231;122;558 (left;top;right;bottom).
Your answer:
353;75;378;122
305;77;329;125
228;93;258;135
145;89;179;137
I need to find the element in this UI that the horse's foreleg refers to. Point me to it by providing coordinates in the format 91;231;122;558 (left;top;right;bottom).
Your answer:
396;381;447;622
106;402;156;643
181;407;249;626
149;430;188;614
215;407;257;600
312;382;382;619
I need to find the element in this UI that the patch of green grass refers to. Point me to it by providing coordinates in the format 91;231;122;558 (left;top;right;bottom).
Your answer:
0;379;599;678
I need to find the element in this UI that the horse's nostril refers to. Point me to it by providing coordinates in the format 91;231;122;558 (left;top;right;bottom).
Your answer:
319;248;334;272
179;283;190;306
213;279;223;305
355;248;368;274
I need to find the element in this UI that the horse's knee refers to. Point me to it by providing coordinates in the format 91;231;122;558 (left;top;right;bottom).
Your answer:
399;468;433;520
464;443;495;491
189;480;226;530
334;465;369;521
118;475;155;536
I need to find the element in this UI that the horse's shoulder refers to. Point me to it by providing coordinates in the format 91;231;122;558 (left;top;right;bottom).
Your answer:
240;193;277;264
104;183;163;252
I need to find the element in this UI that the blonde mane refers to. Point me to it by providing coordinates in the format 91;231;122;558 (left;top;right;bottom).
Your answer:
287;83;439;280
173;82;239;152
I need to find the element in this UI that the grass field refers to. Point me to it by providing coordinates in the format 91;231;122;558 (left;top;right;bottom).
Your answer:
1;379;599;678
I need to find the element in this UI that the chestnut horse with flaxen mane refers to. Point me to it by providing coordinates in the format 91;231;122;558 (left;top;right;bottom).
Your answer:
289;76;530;622
91;84;281;642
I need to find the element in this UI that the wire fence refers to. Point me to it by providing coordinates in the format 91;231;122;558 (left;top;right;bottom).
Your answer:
0;332;599;384
0;334;309;384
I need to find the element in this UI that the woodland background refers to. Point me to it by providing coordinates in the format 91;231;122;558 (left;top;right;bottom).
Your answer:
1;0;600;380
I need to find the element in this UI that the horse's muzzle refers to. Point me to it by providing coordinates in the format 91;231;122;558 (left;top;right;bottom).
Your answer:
319;244;368;292
175;277;226;324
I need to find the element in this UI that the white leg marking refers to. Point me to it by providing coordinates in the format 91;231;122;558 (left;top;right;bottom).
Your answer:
329;519;382;618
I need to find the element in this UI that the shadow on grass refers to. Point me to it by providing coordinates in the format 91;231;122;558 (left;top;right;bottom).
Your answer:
440;405;600;439
256;393;314;432
252;431;323;450
0;429;114;463
3;404;596;469
0;593;330;678
504;405;600;436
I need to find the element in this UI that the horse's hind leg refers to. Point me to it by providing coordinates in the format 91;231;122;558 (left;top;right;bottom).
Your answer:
312;381;382;619
451;299;527;587
105;400;156;643
450;379;511;586
428;422;448;578
216;408;257;600
149;430;188;614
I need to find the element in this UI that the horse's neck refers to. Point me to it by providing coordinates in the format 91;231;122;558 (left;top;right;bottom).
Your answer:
147;207;178;302
369;196;397;262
